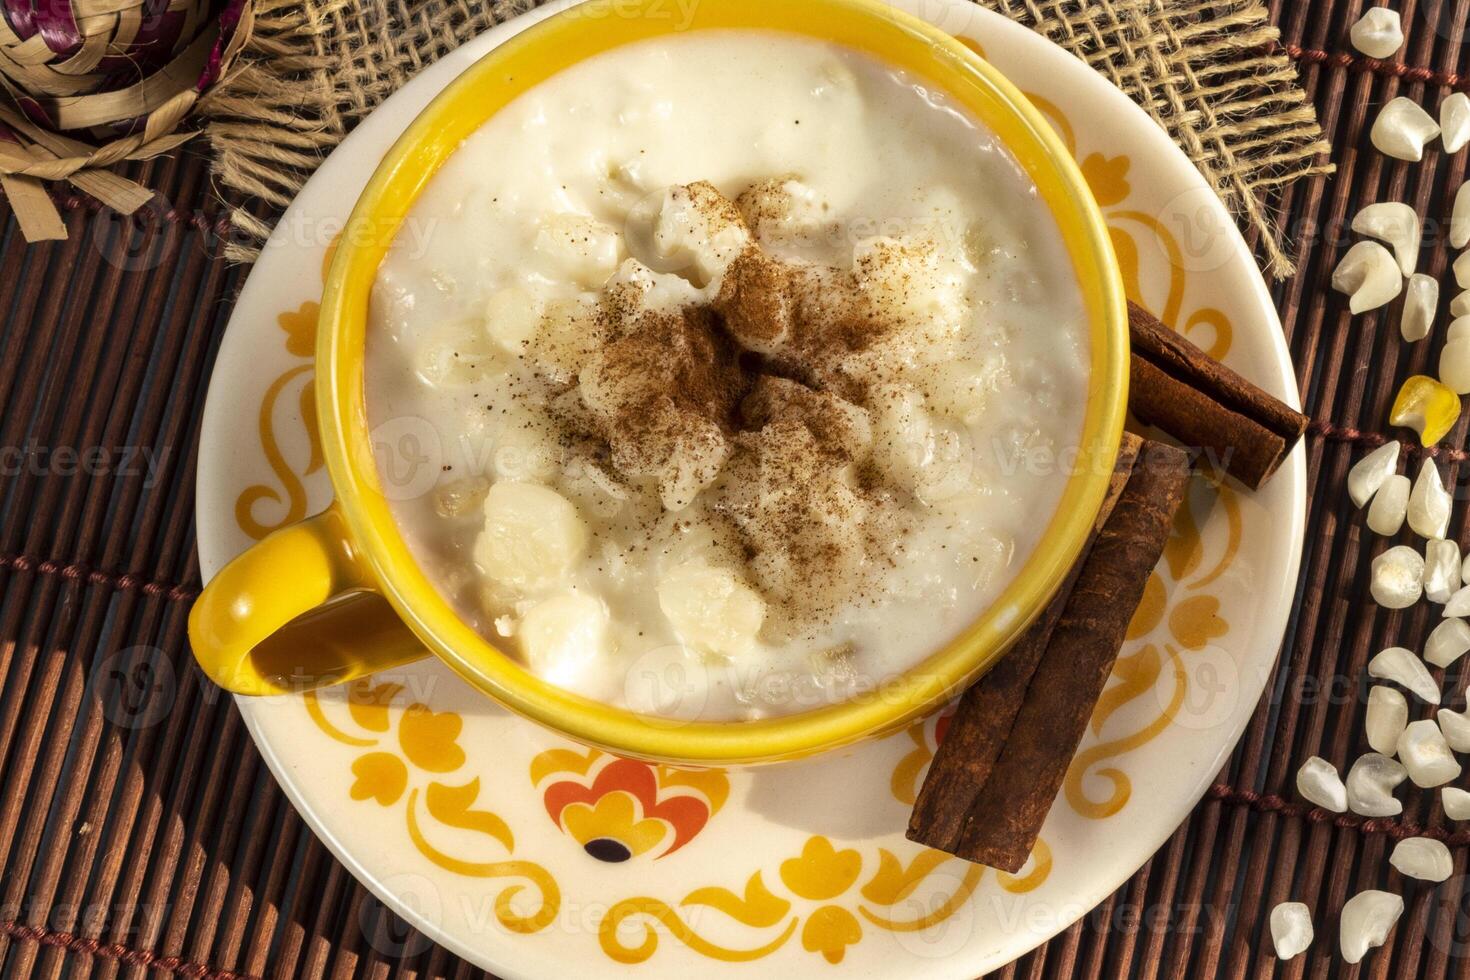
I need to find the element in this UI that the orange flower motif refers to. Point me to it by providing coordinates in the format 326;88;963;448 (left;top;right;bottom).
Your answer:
780;837;862;902
534;750;727;862
351;752;407;805
801;904;863;964
314;683;469;807
276;302;318;358
1080;152;1131;207
1169;594;1227;650
598;832;989;966
399;704;466;772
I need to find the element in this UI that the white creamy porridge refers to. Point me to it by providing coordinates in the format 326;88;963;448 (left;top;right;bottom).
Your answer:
366;31;1089;721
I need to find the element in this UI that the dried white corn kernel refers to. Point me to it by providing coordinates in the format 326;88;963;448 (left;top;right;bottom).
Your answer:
1451;315;1470;342
1438;706;1470;751
1443;337;1470;392
1351;8;1404;59
1367;474;1410;535
1366;686;1409;755
1349;442;1401;508
1332;241;1403;314
1448;584;1470;616
1347;752;1408;816
1340;890;1404;964
1295;756;1348;811
1398;719;1462;787
1372;98;1442;162
1390;837;1453;882
1403;274;1438;340
1455;182;1470;249
1444;786;1470;819
1425;540;1462;603
1426;617;1470;666
517;592;609;684
657;563;766;658
1444;92;1470;153
1353;202;1421;275
1270;902;1313;960
1408;460;1452;538
1453;294;1470;318
1372;546;1426;607
474;482;590;591
1457;251;1470;290
1368;646;1440;703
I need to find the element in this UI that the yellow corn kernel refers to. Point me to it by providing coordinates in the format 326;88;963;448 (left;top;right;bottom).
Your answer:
1390;375;1462;446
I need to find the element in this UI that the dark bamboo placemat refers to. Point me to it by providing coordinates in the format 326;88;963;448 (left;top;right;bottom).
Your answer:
1;0;1468;975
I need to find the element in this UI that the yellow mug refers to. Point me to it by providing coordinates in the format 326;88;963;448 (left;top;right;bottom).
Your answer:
189;0;1127;765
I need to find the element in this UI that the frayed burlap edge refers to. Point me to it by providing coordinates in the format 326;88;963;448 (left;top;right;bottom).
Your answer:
990;0;1333;277
201;0;1331;274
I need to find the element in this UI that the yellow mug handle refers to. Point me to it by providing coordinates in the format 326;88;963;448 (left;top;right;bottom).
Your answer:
188;504;429;695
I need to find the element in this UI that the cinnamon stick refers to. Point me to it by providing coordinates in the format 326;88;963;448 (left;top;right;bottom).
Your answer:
906;433;1140;848
906;437;1192;872
1127;301;1306;490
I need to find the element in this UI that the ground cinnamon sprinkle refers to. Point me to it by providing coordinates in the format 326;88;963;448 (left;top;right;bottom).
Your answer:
556;181;941;628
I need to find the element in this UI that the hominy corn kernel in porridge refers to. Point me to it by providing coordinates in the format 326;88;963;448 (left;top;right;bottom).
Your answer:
366;32;1090;720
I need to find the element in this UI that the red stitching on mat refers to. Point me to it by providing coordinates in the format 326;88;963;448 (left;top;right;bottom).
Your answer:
1207;783;1470;843
0;920;256;979
1307;419;1470;462
47;190;237;238
0;552;200;601
1277;41;1470;90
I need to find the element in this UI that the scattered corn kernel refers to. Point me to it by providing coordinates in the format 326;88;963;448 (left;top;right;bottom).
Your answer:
1445;786;1470;819
1372;97;1441;161
1402;273;1437;340
1366;473;1409;535
1332;241;1402;313
1348;442;1400;508
1370;547;1426;609
1425;539;1462;603
1408;459;1452;538
1425;617;1470;667
1390;375;1461;446
1365;686;1408;755
1443;92;1470;154
1454;182;1470;249
1367;645;1440;702
1350;7;1404;59
1352;202;1420;275
1398;719;1461;787
1442;339;1470;393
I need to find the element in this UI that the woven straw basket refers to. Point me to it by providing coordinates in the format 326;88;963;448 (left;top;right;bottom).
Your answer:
0;0;252;242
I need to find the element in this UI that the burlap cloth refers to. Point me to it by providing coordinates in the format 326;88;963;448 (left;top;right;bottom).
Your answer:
200;0;1332;272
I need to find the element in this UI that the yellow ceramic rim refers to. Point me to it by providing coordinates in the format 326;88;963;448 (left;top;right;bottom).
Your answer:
319;0;1127;765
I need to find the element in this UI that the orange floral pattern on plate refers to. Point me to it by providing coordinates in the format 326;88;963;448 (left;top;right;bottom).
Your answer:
596;834;1045;965
531;747;729;862
304;680;561;933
